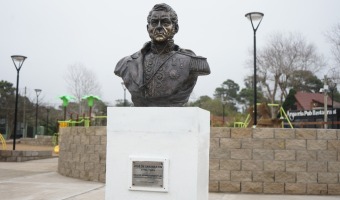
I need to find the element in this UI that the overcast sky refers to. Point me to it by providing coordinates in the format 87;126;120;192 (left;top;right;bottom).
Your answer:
1;0;340;107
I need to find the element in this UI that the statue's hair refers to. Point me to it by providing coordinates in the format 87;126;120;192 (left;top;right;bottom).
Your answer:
147;3;179;33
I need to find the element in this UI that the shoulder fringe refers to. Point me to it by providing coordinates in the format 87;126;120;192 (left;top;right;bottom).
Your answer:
189;56;210;75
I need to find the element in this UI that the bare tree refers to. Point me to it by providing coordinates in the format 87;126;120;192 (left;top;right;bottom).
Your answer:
325;23;340;66
323;23;340;97
251;32;325;105
64;63;102;114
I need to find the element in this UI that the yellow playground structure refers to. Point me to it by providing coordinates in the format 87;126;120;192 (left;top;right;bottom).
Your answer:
234;103;293;128
0;133;7;150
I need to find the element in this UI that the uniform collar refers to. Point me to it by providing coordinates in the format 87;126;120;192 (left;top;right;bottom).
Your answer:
140;40;179;55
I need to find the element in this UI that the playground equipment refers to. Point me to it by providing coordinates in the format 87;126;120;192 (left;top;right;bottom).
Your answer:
234;103;293;128
57;94;106;127
54;145;59;154
82;95;101;126
0;133;7;150
59;95;75;120
58;116;107;128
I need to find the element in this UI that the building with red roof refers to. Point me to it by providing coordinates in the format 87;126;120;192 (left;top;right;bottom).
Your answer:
294;91;340;110
286;91;340;128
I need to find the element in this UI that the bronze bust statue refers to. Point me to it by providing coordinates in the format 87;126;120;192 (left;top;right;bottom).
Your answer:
115;3;210;106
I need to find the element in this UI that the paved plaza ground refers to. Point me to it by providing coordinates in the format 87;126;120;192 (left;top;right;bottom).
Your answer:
0;156;339;200
5;143;54;151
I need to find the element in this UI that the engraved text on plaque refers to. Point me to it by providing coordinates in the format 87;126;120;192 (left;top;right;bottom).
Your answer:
128;157;169;192
132;161;164;187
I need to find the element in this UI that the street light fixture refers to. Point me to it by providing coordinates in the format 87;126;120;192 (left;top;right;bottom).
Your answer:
245;12;264;127
121;82;127;107
11;55;27;150
35;89;42;136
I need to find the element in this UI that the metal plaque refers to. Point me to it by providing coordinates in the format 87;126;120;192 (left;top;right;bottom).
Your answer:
128;157;169;192
132;161;164;187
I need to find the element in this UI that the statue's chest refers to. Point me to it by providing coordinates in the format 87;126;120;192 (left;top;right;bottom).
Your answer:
143;53;191;98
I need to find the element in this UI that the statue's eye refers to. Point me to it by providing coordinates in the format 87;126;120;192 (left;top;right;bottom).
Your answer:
162;19;171;26
151;20;158;26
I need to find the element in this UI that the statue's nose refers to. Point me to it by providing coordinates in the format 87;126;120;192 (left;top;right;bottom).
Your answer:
156;21;162;30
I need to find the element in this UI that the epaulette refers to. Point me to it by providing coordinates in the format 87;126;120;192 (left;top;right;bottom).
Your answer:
131;51;140;59
189;56;210;75
177;48;196;56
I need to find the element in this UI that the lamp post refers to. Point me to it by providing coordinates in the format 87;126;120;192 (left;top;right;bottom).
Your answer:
121;82;127;107
329;81;337;129
46;107;50;135
328;68;339;129
322;75;328;129
11;55;27;150
221;95;227;125
245;12;264;127
35;89;42;136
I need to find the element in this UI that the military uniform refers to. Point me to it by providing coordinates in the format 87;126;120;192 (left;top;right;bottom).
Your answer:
115;41;210;106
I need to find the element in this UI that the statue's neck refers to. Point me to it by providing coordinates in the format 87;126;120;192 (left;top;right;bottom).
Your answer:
150;39;174;54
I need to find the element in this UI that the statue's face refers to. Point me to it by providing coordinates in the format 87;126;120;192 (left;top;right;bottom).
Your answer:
147;11;176;43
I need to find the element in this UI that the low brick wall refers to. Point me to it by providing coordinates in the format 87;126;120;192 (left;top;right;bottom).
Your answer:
210;128;340;195
58;127;340;195
58;126;106;182
20;135;53;146
0;150;53;162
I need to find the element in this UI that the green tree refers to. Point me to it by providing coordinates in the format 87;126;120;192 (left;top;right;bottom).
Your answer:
214;79;240;99
0;80;15;97
282;89;297;111
237;76;266;113
214;79;240;112
0;80;16;138
285;70;323;93
0;80;37;138
188;96;221;115
188;95;212;107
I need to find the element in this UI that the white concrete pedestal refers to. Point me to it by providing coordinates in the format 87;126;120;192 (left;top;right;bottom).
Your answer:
106;107;210;200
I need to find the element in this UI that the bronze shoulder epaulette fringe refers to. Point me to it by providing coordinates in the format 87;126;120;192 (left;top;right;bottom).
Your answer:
189;56;210;75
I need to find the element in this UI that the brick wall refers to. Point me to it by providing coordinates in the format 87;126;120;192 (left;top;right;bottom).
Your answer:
20;135;53;146
58;127;340;195
210;128;340;195
58;126;106;182
0;150;52;162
